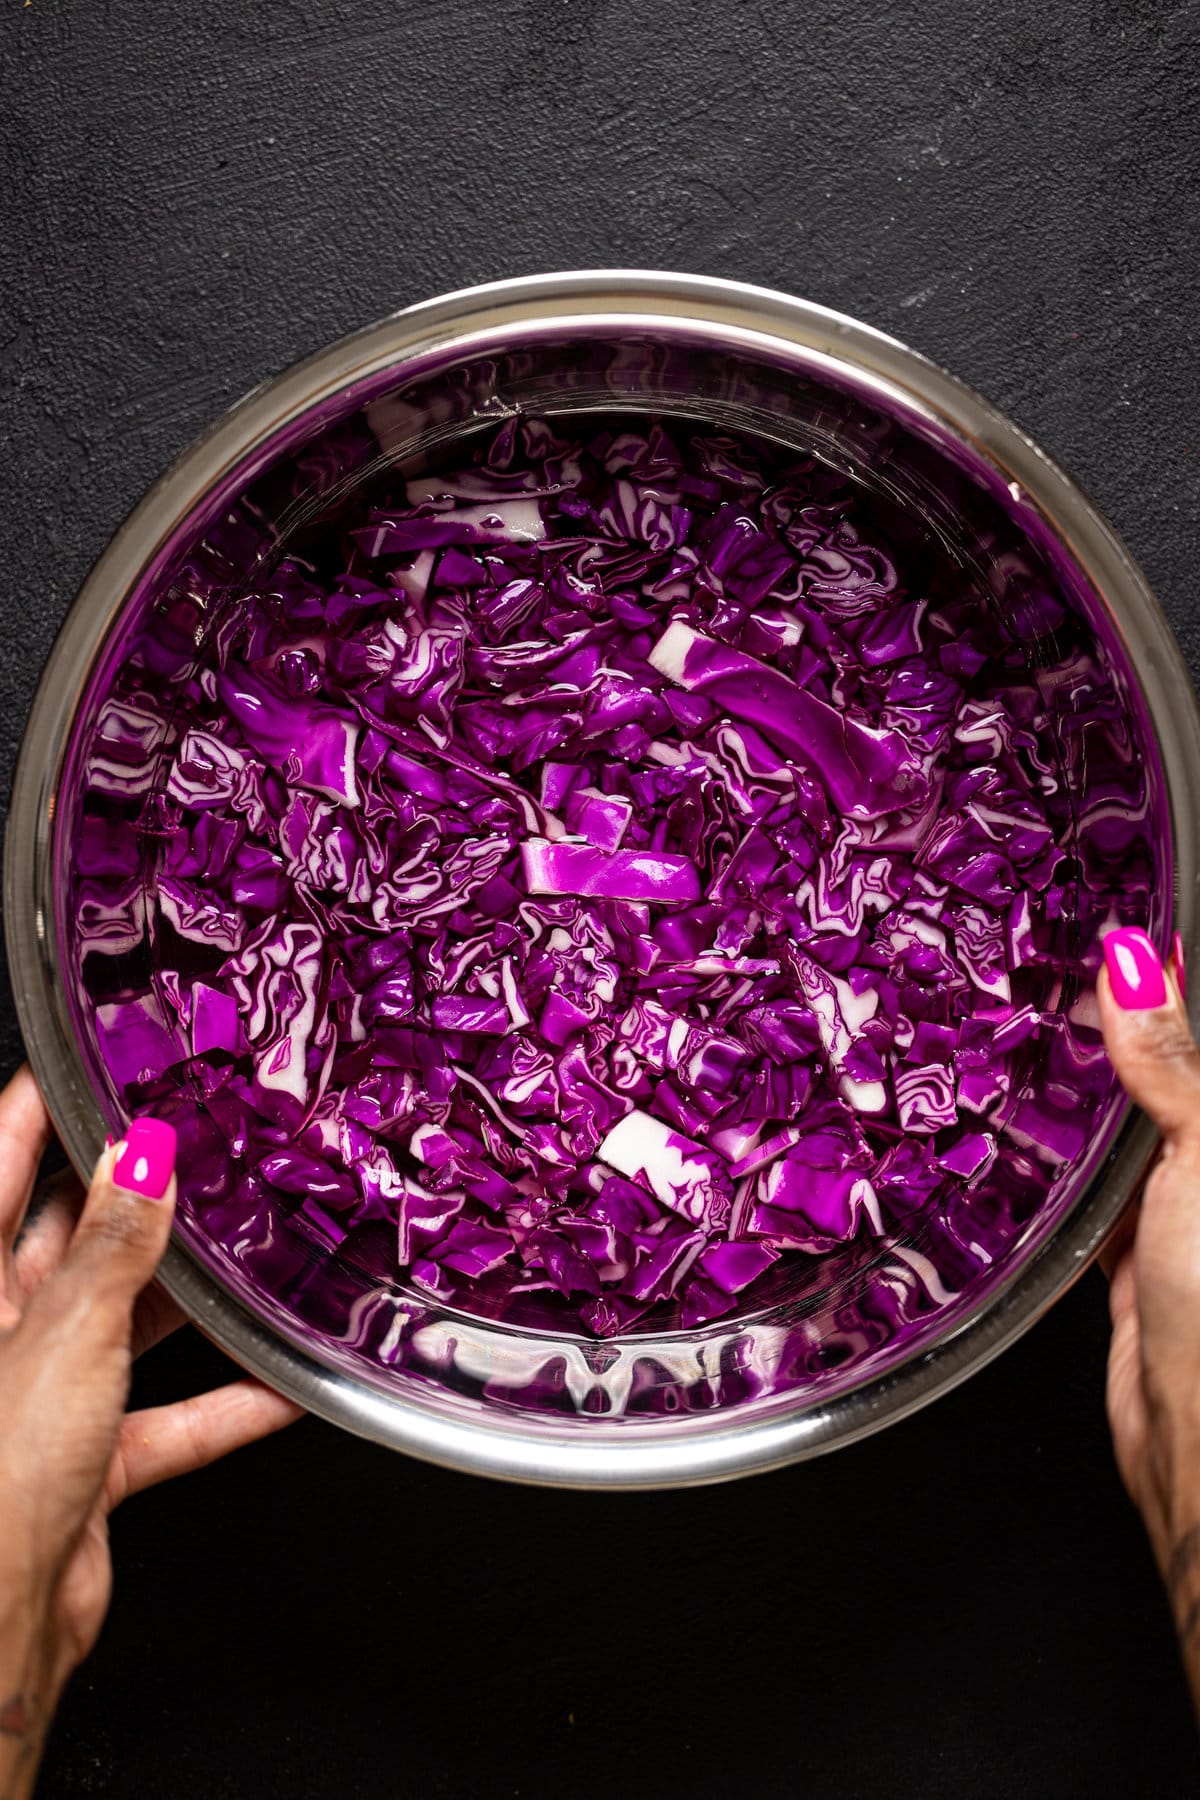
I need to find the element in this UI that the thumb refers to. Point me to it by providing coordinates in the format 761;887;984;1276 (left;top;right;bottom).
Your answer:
1097;929;1199;1145
64;1118;178;1314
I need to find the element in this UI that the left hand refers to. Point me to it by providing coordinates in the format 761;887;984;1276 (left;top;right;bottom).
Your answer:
0;1067;301;1797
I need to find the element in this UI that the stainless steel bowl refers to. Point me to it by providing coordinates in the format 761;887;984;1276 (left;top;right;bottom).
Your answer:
8;272;1199;1488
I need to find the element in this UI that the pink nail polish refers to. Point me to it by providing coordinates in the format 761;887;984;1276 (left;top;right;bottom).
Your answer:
1103;927;1168;1011
113;1118;177;1200
1174;930;1188;1002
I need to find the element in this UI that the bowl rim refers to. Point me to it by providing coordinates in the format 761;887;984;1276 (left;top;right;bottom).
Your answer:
7;268;1196;1488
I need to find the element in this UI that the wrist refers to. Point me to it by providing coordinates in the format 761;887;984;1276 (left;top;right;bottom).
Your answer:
0;1590;56;1800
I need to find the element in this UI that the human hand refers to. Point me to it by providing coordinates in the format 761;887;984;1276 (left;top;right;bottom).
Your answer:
0;1070;301;1799
1097;928;1200;1705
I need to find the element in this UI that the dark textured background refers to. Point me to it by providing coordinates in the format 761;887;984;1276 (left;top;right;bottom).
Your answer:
3;1;1200;1794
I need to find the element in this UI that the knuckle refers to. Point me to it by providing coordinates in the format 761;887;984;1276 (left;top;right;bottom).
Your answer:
1125;1016;1200;1091
77;1196;160;1264
1133;1012;1199;1064
184;1397;211;1463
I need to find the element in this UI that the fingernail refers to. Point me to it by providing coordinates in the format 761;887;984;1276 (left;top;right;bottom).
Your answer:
113;1118;177;1200
1103;927;1168;1011
1174;930;1188;1002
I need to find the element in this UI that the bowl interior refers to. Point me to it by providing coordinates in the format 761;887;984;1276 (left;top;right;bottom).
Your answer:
50;314;1168;1439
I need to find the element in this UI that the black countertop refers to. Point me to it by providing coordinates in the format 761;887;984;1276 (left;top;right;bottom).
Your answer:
3;3;1199;1794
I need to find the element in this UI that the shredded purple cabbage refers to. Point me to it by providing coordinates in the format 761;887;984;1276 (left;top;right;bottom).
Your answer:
69;413;1156;1353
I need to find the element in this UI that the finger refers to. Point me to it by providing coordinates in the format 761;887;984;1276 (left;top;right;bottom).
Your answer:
130;1282;186;1360
1097;929;1200;1146
61;1119;178;1328
1106;1241;1138;1326
1106;1258;1146;1487
0;1065;54;1253
112;1379;303;1503
1097;1200;1139;1284
13;1168;86;1297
